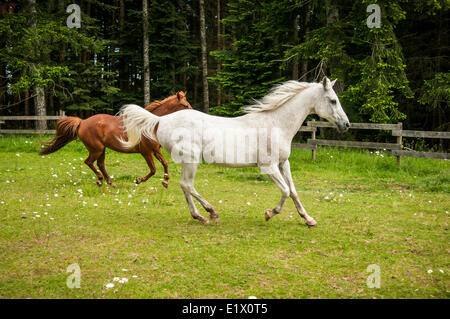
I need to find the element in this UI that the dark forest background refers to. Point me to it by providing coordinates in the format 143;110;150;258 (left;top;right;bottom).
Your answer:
0;0;448;141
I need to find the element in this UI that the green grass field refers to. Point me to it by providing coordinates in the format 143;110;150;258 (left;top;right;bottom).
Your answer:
0;135;448;298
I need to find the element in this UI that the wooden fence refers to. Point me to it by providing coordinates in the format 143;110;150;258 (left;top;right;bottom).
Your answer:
1;115;449;162
293;120;450;163
0;112;65;135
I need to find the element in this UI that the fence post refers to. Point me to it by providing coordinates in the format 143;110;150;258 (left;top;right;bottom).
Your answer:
396;122;403;165
311;119;316;161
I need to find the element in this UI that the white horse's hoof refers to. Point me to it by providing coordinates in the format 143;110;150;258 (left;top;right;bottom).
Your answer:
196;216;209;224
305;218;317;227
210;217;221;223
265;209;273;221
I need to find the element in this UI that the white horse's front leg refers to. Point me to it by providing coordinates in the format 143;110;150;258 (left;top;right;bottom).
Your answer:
263;164;290;221
279;160;316;226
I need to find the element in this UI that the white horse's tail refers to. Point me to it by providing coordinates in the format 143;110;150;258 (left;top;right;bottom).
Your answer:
119;104;160;149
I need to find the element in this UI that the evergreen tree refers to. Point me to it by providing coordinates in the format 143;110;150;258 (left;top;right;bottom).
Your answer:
148;0;198;101
210;0;291;116
284;0;413;123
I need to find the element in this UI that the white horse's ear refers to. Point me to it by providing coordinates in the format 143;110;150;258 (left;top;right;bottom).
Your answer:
331;79;337;87
322;77;330;91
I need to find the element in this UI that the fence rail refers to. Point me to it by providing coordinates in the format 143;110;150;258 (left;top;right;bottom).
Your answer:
0;116;64;120
294;120;449;164
391;130;450;139
0;113;65;135
307;139;401;150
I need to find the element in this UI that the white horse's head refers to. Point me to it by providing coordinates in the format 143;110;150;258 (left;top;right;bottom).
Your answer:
314;77;350;132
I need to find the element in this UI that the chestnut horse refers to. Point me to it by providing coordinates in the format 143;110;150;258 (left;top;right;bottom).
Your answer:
39;92;192;188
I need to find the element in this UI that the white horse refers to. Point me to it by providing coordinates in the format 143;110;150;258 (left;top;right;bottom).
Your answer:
119;77;349;226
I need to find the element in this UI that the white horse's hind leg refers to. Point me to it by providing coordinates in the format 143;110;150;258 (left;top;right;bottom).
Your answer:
190;190;220;222
263;164;290;221
180;163;209;223
279;160;317;226
180;163;219;223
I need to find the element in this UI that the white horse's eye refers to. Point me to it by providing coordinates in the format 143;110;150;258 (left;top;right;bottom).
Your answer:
330;99;337;105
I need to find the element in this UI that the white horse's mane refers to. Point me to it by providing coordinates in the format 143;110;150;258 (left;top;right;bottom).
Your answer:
243;80;313;113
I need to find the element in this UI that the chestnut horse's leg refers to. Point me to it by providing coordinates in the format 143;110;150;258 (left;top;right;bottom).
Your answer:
84;151;104;186
135;151;156;184
97;149;117;188
153;147;169;188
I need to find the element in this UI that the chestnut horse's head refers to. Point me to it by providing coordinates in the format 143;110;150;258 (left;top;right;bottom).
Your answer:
145;91;192;116
175;91;192;110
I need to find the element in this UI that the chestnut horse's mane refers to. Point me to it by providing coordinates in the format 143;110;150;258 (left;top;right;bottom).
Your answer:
144;92;185;112
145;100;163;112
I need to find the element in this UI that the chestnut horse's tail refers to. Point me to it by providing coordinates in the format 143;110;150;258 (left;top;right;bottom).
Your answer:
39;117;82;155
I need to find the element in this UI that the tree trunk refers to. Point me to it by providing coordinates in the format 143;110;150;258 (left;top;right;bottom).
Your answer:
119;0;128;90
24;90;30;128
33;85;46;130
199;0;209;112
28;0;47;130
83;1;91;65
292;14;299;80
216;0;222;106
301;2;311;81
325;0;339;76
142;0;151;105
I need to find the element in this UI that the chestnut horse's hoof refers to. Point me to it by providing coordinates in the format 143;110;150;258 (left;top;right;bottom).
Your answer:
161;180;168;188
96;180;103;186
135;178;142;185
